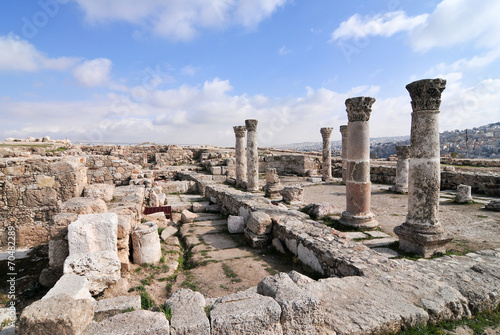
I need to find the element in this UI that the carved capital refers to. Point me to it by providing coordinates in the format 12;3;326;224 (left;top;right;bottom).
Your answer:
406;78;446;111
320;127;333;138
395;145;410;159
346;97;376;122
233;126;246;138
245;119;258;132
339;125;348;136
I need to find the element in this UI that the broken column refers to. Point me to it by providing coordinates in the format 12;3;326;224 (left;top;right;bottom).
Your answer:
390;145;410;193
394;78;453;257
264;168;282;199
245;119;259;192
131;222;162;264
233;126;247;188
455;184;472;204
339;97;378;229
340;125;348;184
320;127;334;181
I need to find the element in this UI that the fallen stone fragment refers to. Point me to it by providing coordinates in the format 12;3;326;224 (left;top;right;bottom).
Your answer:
83;310;169;335
164;289;210;335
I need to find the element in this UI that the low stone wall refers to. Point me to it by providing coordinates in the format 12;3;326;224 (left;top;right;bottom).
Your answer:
0;156;87;248
265;154;321;176
441;157;500;168
441;170;500;195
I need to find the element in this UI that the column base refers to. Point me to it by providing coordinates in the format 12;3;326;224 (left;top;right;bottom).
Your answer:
339;211;378;229
394;223;453;258
389;185;408;194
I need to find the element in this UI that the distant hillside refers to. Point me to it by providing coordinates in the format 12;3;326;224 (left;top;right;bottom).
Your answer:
272;122;500;159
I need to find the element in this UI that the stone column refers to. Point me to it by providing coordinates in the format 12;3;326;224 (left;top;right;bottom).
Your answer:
233;126;247;188
390;145;410;193
245;119;259;192
394;78;453;257
339;97;378;228
340;125;348;184
320;127;333;181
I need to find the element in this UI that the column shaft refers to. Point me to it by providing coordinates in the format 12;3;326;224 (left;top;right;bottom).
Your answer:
390;145;410;193
233;126;247;188
394;78;452;257
340;125;348;184
320;127;333;181
245;119;259;192
340;97;378;228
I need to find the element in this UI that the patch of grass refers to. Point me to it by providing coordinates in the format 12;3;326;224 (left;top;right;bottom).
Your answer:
390;213;399;216
122;307;135;313
141;218;147;223
140;291;155;310
158;227;165;235
477;215;488;219
222;263;238;279
265;267;278;275
219;284;229;290
387;241;472;261
204;305;212;318
160;255;165;263
160;304;172;321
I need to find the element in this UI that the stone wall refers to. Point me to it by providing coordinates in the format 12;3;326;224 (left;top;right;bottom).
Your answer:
441;171;500;196
85;155;140;186
0;156;87;247
264;154;321;176
441;157;500;168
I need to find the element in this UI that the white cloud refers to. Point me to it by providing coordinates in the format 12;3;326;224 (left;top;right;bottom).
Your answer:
74;0;288;40
427;49;500;75
0;34;79;71
72;58;113;87
330;11;428;42
279;46;291;55
410;0;500;51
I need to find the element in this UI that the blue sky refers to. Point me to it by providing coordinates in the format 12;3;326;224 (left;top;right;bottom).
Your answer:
0;0;499;146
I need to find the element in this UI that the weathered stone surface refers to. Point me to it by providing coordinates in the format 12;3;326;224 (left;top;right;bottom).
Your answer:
340;125;348;184
390;145;410;193
43;274;93;301
246;211;272;235
455;184;473;204
303;202;341;219
258;273;321;334
83;184;115;202
148;188;160;207
48;238;69;269
192;201;210;213
132;222;162;264
50;213;78;238
161;226;178;241
83;310;169;335
227;215;245;234
64;213;120;294
181;209;198;223
280;186;303;205
165;288;210;335
60;197;108;215
211;287;283;335
117;213;133;239
94;295;141;321
19;294;94;335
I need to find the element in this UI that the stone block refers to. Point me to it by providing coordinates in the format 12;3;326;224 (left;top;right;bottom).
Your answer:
19;294;94;335
43;274;93;301
131;222;162;264
117;214;133;239
94;295;141;322
192;201;210;213
60;197;108;215
50;213;78;238
280;186;303;205
205;204;221;213
48;238;69;269
246;211;272;235
165;289;210;335
210;166;222;175
244;228;271;249
210;288;283;335
67;213;118;254
455;184;473;203
160;226;178;241
181;209;198;223
83;310;170;335
485;200;500;211
227;215;245;234
257;273;320;334
303;202;341;219
84;184;115;202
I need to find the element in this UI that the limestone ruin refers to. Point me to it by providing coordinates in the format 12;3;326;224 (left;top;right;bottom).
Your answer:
0;78;499;334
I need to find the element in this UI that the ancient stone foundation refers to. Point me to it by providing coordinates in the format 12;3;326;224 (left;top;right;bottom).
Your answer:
340;97;378;229
394;78;453;257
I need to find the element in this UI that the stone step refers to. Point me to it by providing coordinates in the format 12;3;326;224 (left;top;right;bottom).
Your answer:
362;237;398;248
